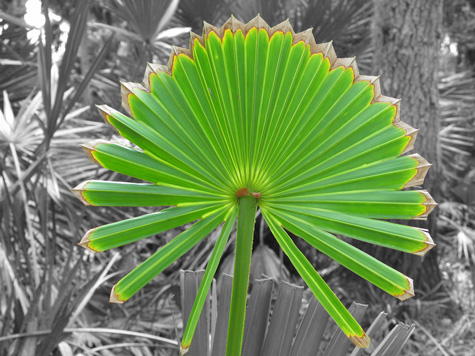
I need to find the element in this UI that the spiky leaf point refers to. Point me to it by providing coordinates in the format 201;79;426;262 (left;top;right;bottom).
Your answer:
75;15;437;350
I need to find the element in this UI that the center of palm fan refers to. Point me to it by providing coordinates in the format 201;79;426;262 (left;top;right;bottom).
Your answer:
236;187;261;200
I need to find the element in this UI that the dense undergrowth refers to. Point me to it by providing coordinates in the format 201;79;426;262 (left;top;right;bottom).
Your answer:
0;0;474;355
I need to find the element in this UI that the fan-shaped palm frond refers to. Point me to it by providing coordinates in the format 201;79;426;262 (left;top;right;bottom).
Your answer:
74;16;436;355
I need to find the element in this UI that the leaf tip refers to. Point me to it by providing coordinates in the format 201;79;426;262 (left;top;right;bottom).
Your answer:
419;190;438;218
414;230;436;256
396;277;415;301
404;154;432;188
180;344;189;355
81;139;109;165
395;121;419;153
78;229;98;253
95;105;121;133
95;104;112;122
120;81;148;114
109;284;125;304
349;331;370;348
71;181;91;206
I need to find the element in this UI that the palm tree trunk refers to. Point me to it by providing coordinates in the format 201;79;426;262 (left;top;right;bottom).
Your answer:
371;0;443;292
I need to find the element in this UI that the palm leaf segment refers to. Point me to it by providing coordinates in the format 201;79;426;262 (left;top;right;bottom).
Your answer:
74;16;436;353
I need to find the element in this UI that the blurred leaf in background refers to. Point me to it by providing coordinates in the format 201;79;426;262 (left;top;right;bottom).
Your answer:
92;0;190;81
0;1;125;355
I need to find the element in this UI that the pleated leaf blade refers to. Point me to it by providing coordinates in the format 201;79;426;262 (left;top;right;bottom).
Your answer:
75;15;437;352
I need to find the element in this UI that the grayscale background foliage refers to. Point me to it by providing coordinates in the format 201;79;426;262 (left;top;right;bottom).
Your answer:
0;0;474;355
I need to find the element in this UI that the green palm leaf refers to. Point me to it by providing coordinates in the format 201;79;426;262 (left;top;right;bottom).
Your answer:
75;15;436;354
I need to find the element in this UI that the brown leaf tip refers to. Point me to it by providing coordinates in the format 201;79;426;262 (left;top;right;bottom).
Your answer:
395;121;419;153
396;277;415;301
405;154;432;188
78;229;98;254
120;82;149;114
414;229;436;256
180;344;189;355
95;105;120;133
109;285;125;304
95;104;114;122
420;190;438;218
72;181;91;206
350;332;370;348
81;139;110;165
